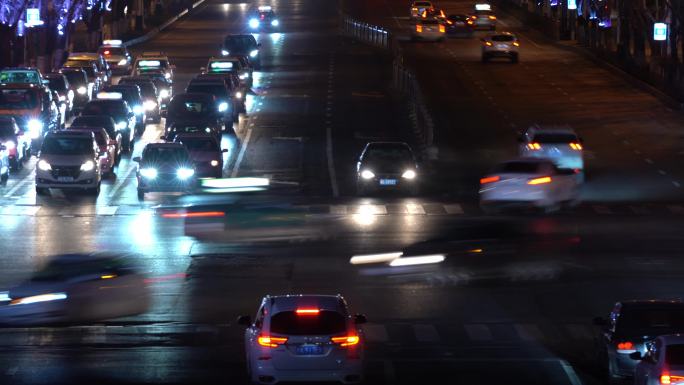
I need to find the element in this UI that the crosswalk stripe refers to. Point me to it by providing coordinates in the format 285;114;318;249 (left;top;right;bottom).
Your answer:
0;205;41;216
329;205;347;215
412;324;439;342
406;203;426;215
464;324;492;341
514;323;544;341
363;323;389;342
444;204;464;214
354;204;388;215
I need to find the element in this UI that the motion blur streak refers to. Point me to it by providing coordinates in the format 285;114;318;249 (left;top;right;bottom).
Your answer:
389;254;446;267
161;211;226;218
350;252;403;265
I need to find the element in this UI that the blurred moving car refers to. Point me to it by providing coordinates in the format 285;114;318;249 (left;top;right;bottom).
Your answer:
471;3;497;30
518;125;584;176
481;32;519;63
98;40;133;75
134;142;197;200
248;5;279;30
43;72;74;120
81;98;136;153
0;117;30;170
0;253;150;325
479;158;580;212
356;142;420;195
412;18;446;41
446;14;474;36
59;67;91;111
222;34;262;69
35;130;102;196
70;115;122;164
410;1;434;18
594;300;684;384
0;142;8;184
118;77;161;123
67;126;117;177
173;133;226;178
633;335;684;385
0;67;45;85
0;83;60;154
238;294;367;384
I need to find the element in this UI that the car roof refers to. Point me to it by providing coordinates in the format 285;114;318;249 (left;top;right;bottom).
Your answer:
527;125;576;134
68;53;100;59
68;126;107;134
366;141;412;149
173;92;215;100
44;72;66;78
87;98;127;106
74;114;116;122
266;294;347;314
488;32;516;37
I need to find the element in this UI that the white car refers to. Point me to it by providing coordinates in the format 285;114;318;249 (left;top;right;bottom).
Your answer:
410;1;434;18
0;253;150;325
479;158;580;212
98;40;133;75
482;32;519;63
134;52;174;82
633;335;684;385
412;19;446;41
472;3;497;30
238;294;367;384
518;126;584;174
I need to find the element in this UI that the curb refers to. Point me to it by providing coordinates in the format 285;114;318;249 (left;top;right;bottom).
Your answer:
122;0;207;48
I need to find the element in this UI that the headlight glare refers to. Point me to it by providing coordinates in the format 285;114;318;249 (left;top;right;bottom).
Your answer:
402;170;417;179
3;141;16;150
210;160;219;167
159;89;170;99
80;160;95;171
218;102;229;112
143;100;157;111
117;59;127;66
249;49;259;58
271;19;279;26
116;121;127;130
177;167;194;179
235;91;243;99
140;168;158;179
221;50;229;56
164;72;171;79
10;293;67;306
133;105;143;115
27;119;42;139
361;170;375;180
249;18;260;28
77;86;87;95
37;159;52;171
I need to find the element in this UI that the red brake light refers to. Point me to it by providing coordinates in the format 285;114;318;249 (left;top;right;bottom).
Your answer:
569;142;583;150
527;176;552;185
331;335;360;347
617;341;634;350
258;336;288;347
527;142;541;150
260;14;265;20
103;50;111;55
480;176;500;184
295;308;320;315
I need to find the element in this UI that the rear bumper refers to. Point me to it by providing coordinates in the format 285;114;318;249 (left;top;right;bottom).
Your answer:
252;362;363;384
413;32;445;40
483;50;517;57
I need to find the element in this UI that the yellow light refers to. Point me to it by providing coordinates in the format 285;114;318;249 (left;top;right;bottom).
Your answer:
100;274;117;279
469;249;483;253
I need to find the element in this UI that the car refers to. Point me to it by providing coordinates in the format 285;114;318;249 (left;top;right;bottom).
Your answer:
248;5;279;30
98;40;133;75
70;115;122;164
134;71;173;110
81;99;136;153
43;73;74;120
633;335;684;385
59;67;91;111
67;126;117;177
479;158;580;213
204;57;253;88
99;85;146;135
356;142;420;195
165;122;222;142
134;142;196;199
445;14;474;36
118;77;161;123
594;300;684;384
133;52;174;82
222;34;262;69
412;18;446;41
62;60;103;95
471;3;497;30
410;1;434;18
481;32;519;62
64;52;110;87
35;130;102;196
0;83;60;154
193;73;245;112
0;253;150;325
238;294;367;384
173;133;226;178
0;117;30;170
518;126;584;175
186;79;239;125
0;67;46;85
164;93;222;134
49;88;67;129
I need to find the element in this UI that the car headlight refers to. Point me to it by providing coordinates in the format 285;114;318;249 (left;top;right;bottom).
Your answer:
27;119;42;139
402;170;417;179
80;160;95;172
9;292;67;306
37;159;52;171
116;121;127;130
164;72;172;79
58;94;66;102
3;141;15;150
143;100;157;111
221;49;229;56
176;167;194;179
234;91;243;99
249;49;259;58
361;170;375;179
133;105;143;115
77;86;87;95
159;89;170;99
140;167;158;179
239;73;249;80
118;59;127;66
249;18;260;28
210;160;219;167
218;102;229;112
271;19;279;26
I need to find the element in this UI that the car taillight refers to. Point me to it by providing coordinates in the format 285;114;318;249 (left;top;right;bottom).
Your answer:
439;24;445;32
617;341;634;350
527;176;552;185
295;308;320;315
331;335;360;347
480;176;500;184
513;41;520;46
467;20;474;24
412;7;418;10
527;142;541;150
569;142;583;150
258;336;288;347
489;15;497;20
485;41;492;46
416;25;423;33
661;374;684;384
104;50;110;55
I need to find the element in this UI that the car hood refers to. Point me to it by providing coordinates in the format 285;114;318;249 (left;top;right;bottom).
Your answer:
189;150;219;162
39;154;92;166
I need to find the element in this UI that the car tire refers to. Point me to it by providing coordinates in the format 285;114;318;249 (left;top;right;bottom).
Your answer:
36;187;48;195
137;189;145;200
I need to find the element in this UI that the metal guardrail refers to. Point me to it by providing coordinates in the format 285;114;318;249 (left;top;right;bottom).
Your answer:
341;16;390;49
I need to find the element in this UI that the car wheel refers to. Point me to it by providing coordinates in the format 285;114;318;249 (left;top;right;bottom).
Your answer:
36;187;49;195
137;189;145;200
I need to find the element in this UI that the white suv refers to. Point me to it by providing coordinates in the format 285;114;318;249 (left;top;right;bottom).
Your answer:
238;294;367;384
482;32;519;63
35;131;101;196
518;125;584;175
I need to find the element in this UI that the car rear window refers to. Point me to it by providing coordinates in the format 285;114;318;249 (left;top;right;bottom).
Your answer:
98;47;126;56
61;71;86;86
366;146;413;160
532;133;577;143
491;35;515;42
415;2;432;6
0;71;40;84
618;308;684;331
46;77;67;90
0;89;39;109
83;101;128;116
223;36;256;50
270;310;347;335
495;161;542;173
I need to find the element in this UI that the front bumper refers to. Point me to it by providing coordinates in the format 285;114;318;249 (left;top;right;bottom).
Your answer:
36;166;99;189
358;175;417;191
138;175;196;193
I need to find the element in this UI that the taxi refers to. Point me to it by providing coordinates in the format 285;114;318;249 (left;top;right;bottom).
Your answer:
0;68;46;85
204;57;253;88
133;52;175;82
98;40;133;75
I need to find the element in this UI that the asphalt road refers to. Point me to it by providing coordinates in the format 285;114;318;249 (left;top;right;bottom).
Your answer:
1;0;684;384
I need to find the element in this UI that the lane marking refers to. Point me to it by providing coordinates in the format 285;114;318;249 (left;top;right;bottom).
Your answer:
3;170;33;198
464;324;492;341
444;204;464;214
560;360;584;385
231;128;252;178
406;203;426;215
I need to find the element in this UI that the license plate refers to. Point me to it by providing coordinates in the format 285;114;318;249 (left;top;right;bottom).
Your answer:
296;344;323;355
497;44;508;49
379;179;397;186
57;176;74;182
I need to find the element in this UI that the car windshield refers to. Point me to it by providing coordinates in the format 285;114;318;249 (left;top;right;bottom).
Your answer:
61;71;86;86
71;130;106;146
0;88;39;109
366;146;413;161
491;35;515;42
143;147;190;163
186;84;229;99
618;308;684;331
65;64;95;77
71;116;115;131
121;82;156;98
170;98;213;114
41;137;93;155
82;101;128;117
0;71;40;84
532;133;578;143
270;310;347;335
178;137;219;151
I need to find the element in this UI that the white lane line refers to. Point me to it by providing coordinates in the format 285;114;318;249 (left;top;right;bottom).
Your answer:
444;204;464;214
464;324;492;341
231;127;252;178
413;324;439;342
326;124;339;197
363;324;389;342
1;205;41;216
96;206;119;216
406;203;426;215
658;170;667;175
560;360;584;385
3;169;33;198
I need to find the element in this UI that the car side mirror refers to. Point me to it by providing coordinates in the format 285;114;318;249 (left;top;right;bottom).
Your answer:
237;315;252;326
593;316;607;326
132;156;141;162
222;148;228;153
354;314;367;325
629;352;642;360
